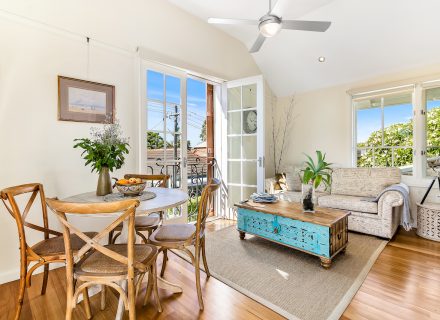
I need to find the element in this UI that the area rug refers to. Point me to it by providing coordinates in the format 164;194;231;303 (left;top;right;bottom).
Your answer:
175;225;387;320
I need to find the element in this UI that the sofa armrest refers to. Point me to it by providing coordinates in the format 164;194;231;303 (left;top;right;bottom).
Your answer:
379;190;404;207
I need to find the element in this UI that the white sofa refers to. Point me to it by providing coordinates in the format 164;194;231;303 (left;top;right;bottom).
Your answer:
266;167;405;239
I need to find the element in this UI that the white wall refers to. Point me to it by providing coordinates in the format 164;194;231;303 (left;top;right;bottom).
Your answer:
270;64;440;222
0;0;259;284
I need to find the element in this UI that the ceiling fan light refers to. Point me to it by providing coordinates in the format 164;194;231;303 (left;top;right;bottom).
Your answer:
259;20;281;37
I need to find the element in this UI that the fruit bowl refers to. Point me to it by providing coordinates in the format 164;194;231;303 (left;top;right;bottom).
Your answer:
115;178;146;196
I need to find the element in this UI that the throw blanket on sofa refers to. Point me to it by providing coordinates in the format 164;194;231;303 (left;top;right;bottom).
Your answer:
374;183;412;231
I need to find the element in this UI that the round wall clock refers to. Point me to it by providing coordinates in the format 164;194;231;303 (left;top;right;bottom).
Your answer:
243;110;257;134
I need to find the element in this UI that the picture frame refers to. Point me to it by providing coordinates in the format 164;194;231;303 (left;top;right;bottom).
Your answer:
58;76;115;123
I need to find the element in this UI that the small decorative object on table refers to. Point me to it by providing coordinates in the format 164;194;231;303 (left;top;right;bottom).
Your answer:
300;151;332;213
74;119;129;196
115;177;146;196
250;193;278;203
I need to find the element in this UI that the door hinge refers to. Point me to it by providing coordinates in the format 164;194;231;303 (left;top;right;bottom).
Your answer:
421;150;426;156
258;156;265;168
183;157;187;168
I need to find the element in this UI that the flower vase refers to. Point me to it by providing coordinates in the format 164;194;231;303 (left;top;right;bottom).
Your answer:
96;166;112;196
301;183;316;212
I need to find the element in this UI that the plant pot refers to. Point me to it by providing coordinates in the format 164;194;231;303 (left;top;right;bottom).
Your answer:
96;166;112;196
301;183;316;213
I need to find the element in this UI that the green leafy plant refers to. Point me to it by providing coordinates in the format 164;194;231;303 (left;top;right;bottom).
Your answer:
301;151;332;190
74;120;130;173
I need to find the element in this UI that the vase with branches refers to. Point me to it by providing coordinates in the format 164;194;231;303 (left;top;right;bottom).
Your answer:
270;96;296;188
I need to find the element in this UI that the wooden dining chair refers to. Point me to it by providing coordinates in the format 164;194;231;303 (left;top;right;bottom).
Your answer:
46;198;161;320
0;183;98;320
149;178;220;310
109;174;170;244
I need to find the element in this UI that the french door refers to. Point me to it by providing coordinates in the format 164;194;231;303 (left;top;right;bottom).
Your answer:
141;62;188;223
225;75;265;209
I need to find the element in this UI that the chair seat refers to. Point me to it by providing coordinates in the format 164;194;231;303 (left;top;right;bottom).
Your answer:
152;224;196;242
76;244;157;276
135;213;161;228
32;232;98;256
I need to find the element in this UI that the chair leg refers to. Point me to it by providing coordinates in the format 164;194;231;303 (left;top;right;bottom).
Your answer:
14;273;26;320
201;238;211;278
83;287;92;320
151;260;162;313
194;247;204;310
160;249;168;277
108;230;114;244
100;285;106;311
65;295;74;320
127;276;136;320
41;264;49;295
143;268;153;307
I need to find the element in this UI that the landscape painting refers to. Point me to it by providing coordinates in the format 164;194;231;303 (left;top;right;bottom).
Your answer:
58;76;114;123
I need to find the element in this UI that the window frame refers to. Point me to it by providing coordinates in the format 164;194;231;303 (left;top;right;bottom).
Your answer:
351;80;439;187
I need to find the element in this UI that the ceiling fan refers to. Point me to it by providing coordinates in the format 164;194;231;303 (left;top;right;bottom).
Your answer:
207;0;331;53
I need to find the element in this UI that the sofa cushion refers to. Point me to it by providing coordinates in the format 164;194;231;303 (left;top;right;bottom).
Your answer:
318;195;378;214
278;191;302;202
331;168;400;198
284;167;330;193
278;191;328;203
284;167;302;191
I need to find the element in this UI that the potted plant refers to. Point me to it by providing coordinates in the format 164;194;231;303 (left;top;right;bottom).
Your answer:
74;120;130;196
300;151;332;212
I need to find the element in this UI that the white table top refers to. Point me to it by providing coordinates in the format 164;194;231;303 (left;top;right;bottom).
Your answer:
63;187;188;215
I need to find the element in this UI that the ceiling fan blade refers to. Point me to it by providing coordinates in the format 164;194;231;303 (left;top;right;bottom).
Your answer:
249;34;266;53
207;18;259;25
282;20;331;32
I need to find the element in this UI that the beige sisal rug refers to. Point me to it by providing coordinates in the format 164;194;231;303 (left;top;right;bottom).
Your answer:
178;225;387;320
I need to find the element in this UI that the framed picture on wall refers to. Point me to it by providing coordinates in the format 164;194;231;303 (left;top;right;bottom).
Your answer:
58;76;114;123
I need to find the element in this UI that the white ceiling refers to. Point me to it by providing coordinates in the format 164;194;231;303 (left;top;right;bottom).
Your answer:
168;0;440;96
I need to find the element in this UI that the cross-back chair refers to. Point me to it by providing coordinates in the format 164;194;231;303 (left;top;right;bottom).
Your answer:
0;183;97;320
109;174;170;244
46;198;161;320
149;178;220;310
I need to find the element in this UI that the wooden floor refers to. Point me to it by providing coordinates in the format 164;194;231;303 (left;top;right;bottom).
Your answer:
1;220;439;320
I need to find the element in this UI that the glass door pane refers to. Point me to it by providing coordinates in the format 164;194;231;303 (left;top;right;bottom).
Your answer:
425;87;440;177
144;68;187;223
226;76;264;207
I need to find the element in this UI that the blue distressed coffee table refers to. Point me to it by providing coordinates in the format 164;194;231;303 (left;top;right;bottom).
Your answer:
235;200;350;268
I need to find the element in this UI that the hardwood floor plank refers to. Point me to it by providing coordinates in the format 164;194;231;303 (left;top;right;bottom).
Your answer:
1;222;439;319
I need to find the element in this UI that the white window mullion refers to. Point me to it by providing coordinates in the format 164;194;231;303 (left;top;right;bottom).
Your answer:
413;84;425;179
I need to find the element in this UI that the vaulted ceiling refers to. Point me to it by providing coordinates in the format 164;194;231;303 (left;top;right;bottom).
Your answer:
169;0;440;96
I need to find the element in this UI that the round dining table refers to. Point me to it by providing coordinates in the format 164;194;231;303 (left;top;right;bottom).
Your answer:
63;187;188;320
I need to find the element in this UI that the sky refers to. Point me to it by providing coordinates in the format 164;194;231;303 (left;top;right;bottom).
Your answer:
357;100;440;143
147;70;206;149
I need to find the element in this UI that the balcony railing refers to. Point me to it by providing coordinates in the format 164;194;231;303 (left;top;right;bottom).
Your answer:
146;157;217;222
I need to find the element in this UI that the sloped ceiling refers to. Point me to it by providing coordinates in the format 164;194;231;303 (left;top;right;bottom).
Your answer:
168;0;440;96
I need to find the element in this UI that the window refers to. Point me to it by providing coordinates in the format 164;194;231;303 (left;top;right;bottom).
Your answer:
352;80;440;181
355;91;414;175
424;87;440;177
